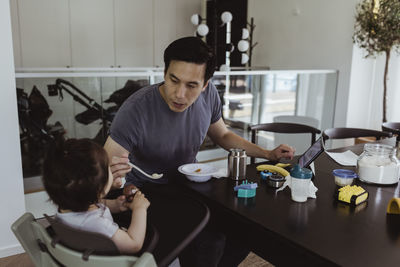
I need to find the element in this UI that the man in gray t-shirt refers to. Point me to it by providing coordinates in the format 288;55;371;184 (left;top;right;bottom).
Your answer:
104;36;295;267
109;81;222;186
105;37;294;188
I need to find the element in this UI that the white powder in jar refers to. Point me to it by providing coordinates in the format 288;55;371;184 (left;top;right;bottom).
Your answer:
357;155;399;184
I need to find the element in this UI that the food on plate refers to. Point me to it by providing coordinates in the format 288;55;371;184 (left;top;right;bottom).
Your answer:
123;184;138;202
195;168;201;173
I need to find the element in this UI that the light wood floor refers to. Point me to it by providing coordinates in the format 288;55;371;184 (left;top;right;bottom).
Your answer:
239;253;274;267
0;251;273;267
0;253;34;267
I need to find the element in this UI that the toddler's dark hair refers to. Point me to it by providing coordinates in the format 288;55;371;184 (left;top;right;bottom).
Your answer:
42;138;109;212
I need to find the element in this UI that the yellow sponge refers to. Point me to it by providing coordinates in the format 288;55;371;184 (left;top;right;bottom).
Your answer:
337;185;368;205
387;198;400;214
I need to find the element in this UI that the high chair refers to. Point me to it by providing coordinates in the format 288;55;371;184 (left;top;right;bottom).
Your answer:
11;212;157;267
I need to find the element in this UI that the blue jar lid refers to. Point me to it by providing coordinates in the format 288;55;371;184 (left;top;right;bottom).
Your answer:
332;169;358;179
290;164;312;179
260;170;273;180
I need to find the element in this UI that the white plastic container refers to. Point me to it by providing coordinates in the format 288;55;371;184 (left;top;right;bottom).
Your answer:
332;169;357;186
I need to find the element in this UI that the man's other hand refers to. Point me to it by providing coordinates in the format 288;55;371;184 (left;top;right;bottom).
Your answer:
269;144;295;161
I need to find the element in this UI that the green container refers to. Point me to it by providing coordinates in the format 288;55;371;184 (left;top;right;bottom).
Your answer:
238;188;256;198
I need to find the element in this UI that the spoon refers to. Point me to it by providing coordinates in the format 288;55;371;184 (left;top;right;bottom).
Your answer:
128;162;163;179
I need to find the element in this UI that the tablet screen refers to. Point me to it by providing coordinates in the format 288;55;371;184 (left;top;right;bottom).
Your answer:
298;137;324;168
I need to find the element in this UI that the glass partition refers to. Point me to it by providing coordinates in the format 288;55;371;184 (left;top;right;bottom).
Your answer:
16;68;338;179
212;70;338;155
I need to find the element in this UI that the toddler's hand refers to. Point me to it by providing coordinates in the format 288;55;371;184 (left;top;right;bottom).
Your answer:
123;184;138;202
128;191;150;211
115;195;128;212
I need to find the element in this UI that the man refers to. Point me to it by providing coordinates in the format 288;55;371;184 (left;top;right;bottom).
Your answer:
105;36;294;266
105;36;294;188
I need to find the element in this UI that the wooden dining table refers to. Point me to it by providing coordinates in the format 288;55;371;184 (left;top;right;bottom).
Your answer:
178;143;400;267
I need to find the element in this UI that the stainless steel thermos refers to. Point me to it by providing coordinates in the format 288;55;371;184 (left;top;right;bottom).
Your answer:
228;148;247;180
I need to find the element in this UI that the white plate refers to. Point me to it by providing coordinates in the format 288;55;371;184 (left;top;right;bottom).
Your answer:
178;163;218;182
178;163;218;176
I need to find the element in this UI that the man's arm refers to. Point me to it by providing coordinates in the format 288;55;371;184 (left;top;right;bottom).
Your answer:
207;118;294;161
104;136;132;188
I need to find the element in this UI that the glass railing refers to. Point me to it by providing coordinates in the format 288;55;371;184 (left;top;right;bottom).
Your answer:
15;68;338;178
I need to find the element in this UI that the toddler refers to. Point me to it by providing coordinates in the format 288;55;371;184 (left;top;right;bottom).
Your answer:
42;138;150;254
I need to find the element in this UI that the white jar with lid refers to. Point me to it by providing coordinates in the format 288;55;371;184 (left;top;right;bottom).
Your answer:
357;143;400;184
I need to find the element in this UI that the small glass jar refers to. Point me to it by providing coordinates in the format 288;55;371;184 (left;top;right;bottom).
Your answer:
357;143;400;184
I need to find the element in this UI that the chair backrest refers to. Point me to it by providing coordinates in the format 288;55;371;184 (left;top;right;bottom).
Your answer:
322;127;392;143
155;195;210;267
273;115;320;155
44;214;120;257
11;212;157;267
382;122;400;143
273;115;319;128
11;213;44;266
44;214;158;256
248;122;321;164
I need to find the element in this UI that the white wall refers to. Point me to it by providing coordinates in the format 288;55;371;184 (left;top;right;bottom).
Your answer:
348;46;400;129
0;0;26;258
248;0;358;127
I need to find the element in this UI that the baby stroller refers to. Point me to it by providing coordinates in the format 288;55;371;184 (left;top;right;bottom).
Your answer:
17;86;65;177
48;79;148;145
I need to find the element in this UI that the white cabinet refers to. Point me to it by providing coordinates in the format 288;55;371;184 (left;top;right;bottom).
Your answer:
17;0;71;68
69;0;115;67
114;0;154;67
10;0;201;68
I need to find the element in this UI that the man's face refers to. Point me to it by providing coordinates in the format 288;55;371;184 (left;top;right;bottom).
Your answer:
159;60;208;112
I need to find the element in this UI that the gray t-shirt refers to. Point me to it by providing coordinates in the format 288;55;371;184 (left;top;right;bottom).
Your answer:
110;82;222;186
56;203;119;239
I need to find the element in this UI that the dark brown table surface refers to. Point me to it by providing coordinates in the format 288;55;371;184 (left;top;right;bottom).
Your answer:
179;144;400;267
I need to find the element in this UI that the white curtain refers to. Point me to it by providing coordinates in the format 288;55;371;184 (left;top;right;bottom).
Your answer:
347;46;400;129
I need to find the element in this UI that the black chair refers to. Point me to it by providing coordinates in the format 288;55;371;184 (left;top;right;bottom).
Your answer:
248;122;321;164
109;185;211;267
143;187;210;267
322;127;392;143
382;122;400;144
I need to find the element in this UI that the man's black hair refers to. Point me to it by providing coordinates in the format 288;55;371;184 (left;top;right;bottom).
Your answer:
164;36;216;82
42;138;109;212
